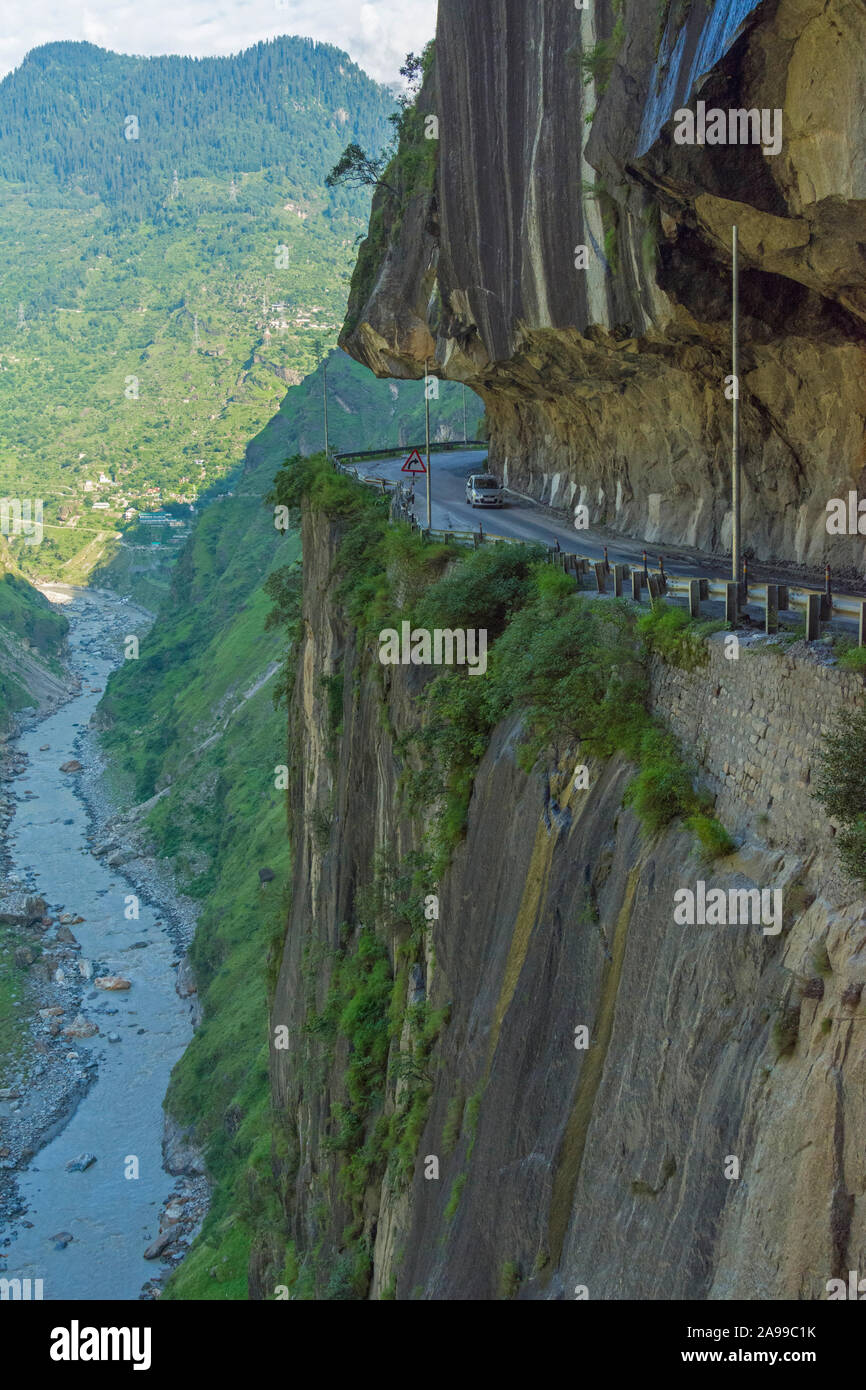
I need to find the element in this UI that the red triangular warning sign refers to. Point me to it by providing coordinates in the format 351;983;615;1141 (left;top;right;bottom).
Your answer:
401;449;427;474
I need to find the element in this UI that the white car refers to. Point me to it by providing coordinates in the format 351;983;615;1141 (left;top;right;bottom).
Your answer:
465;474;504;507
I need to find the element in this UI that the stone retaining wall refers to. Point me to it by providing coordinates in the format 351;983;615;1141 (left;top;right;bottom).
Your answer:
650;635;864;864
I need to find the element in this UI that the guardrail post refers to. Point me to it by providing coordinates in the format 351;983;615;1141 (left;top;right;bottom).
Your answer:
603;545;610;575
821;564;832;620
860;600;866;649
631;571;642;602
806;592;822;641
765;583;779;635
699;578;709;601
593;561;607;594
688;579;701;618
647;574;662;605
658;556;667;594
725;582;739;626
613;563;625;597
777;584;789;611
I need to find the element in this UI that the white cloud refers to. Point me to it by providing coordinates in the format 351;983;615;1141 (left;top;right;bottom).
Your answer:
80;9;111;45
0;0;437;85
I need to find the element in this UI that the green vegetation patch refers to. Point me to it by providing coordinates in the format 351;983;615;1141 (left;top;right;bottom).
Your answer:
638;602;725;672
815;702;866;883
276;453;734;879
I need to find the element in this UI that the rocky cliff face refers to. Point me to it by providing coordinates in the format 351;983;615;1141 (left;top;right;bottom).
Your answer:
341;0;866;576
258;504;866;1300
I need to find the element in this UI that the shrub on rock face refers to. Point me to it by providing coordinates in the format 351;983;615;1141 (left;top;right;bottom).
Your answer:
771;1004;800;1059
815;705;866;881
684;813;736;861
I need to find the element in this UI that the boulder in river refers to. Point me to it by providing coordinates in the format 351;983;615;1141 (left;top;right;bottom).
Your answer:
63;1014;99;1038
91;839;119;858
51;1231;73;1249
0;893;47;925
94;975;131;991
161;1201;186;1228
143;1228;178;1260
65;1152;97;1172
59;760;83;774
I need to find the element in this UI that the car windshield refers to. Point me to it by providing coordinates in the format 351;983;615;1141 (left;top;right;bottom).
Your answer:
474;478;499;489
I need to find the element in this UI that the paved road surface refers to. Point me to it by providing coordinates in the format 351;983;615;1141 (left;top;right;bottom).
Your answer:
358;449;856;597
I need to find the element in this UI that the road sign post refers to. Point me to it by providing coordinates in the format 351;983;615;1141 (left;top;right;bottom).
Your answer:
401;447;427;526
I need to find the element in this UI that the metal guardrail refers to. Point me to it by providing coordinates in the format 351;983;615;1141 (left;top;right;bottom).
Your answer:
663;574;862;630
549;550;866;644
426;528;525;547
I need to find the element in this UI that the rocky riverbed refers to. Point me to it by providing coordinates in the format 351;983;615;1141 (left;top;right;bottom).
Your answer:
0;585;208;1300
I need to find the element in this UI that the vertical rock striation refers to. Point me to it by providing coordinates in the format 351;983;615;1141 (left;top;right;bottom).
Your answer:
341;0;866;575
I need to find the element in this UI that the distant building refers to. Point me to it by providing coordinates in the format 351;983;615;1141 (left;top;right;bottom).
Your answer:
91;501;110;510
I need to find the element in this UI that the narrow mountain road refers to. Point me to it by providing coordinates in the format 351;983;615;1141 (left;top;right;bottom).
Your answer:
359;449;865;603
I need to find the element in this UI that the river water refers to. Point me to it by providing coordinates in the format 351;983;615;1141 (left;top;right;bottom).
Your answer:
1;585;193;1300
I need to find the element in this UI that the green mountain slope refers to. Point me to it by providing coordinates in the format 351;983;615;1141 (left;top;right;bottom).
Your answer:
0;560;69;730
0;38;394;580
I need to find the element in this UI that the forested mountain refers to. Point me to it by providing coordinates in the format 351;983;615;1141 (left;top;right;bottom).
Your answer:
0;38;387;219
0;39;397;581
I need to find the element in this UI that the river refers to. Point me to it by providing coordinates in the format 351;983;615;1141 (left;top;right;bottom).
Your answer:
0;585;194;1300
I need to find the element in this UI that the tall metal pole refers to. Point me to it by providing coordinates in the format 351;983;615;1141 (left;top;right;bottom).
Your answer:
425;358;432;530
322;354;330;458
731;225;741;593
462;382;467;443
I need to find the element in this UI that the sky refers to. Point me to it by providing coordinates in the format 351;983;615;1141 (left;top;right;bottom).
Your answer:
0;0;438;86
